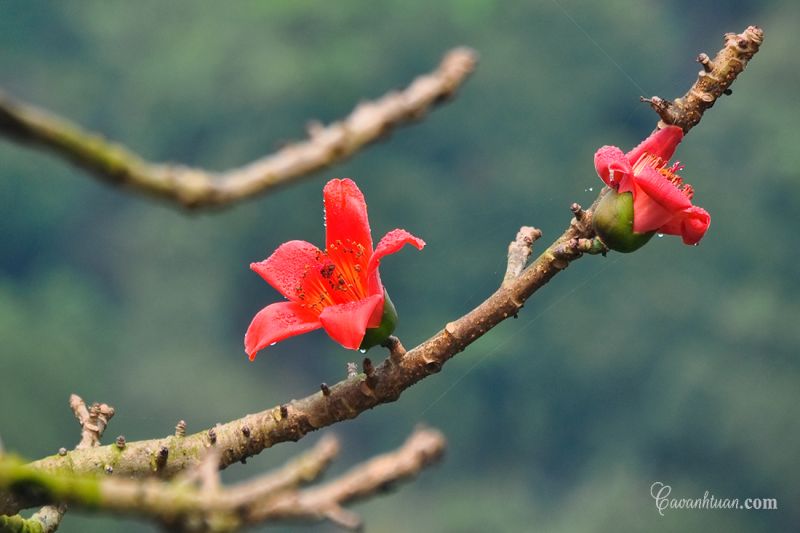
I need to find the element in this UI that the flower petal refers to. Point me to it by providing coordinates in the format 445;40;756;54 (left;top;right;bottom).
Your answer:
319;293;385;350
633;164;692;212
251;240;328;302
367;229;426;275
631;184;674;233
245;302;322;360
594;145;631;189
324;178;373;252
625;125;683;165
659;206;711;245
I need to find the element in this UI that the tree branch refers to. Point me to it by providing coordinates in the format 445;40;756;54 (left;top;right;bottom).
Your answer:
0;48;477;209
0;428;444;532
642;25;763;132
247;427;445;529
0;396;117;533
1;24;763;522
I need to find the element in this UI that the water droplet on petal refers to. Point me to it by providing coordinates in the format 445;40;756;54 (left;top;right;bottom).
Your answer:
657;233;664;238
269;342;278;346
359;348;367;354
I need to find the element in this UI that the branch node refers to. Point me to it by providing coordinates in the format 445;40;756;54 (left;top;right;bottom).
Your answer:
115;436;126;450
362;357;374;377
58;447;67;457
104;465;113;475
697;52;713;72
362;358;378;391
320;382;332;397
241;425;251;438
280;404;289;420
175;420;187;437
423;357;443;374
346;362;358;378
381;335;407;363
207;428;217;445
503;226;542;285
69;394;115;449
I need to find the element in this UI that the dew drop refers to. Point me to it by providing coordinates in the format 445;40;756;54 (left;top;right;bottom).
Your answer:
657;233;664;238
589;187;594;192
359;348;367;354
269;342;278;346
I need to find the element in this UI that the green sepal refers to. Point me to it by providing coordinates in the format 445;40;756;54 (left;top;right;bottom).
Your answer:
359;290;398;351
592;189;655;253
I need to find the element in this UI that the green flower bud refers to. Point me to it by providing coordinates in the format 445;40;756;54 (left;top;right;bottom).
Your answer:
592;189;655;253
359;289;398;350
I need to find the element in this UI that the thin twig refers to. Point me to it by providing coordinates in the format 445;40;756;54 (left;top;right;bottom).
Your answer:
0;48;477;209
247;427;446;529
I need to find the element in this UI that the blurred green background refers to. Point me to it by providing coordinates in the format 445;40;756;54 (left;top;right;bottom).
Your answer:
1;1;797;531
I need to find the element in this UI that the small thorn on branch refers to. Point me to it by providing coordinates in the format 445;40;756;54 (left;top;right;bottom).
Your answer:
155;446;169;472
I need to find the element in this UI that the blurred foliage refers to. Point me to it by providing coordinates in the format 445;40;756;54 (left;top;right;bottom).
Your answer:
1;1;797;532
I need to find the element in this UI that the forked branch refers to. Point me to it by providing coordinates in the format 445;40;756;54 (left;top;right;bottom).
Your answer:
0;428;444;532
0;48;477;209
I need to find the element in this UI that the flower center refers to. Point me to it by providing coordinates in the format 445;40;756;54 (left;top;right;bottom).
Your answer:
326;238;369;299
296;238;370;314
633;153;695;199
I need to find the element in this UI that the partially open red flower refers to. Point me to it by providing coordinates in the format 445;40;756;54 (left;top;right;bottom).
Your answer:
245;178;424;360
594;125;710;248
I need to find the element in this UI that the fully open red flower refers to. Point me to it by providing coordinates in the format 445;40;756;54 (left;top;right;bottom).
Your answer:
594;125;710;245
245;178;425;360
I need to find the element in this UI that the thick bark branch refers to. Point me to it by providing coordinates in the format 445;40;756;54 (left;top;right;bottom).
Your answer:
0;428;444;532
0;48;477;209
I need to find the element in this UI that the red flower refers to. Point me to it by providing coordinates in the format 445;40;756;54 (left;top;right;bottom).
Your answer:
245;179;424;360
594;125;710;246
